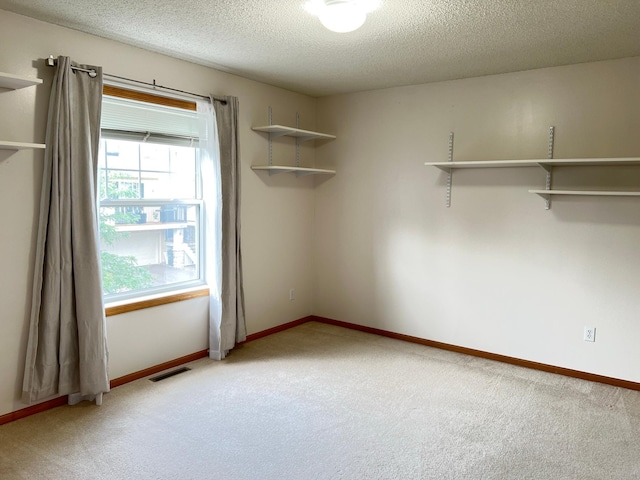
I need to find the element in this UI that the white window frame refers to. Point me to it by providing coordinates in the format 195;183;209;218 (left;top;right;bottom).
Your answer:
99;86;207;303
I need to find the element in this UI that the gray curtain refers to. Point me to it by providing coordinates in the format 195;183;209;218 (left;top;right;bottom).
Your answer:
22;56;109;404
211;96;246;359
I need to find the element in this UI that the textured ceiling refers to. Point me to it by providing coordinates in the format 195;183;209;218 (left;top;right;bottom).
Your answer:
1;0;639;97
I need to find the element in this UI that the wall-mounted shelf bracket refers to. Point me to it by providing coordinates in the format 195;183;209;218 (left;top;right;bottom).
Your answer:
268;106;273;166
446;132;454;208
429;127;557;209
295;112;300;167
543;126;555;209
535;163;552;173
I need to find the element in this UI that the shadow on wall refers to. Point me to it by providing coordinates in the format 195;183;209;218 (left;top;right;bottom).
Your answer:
250;170;333;189
0;150;16;164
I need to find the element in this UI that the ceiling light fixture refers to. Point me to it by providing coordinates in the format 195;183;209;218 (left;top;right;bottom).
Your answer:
305;0;381;33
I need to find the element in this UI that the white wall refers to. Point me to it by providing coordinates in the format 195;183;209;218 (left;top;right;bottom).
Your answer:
0;10;317;417
314;57;640;382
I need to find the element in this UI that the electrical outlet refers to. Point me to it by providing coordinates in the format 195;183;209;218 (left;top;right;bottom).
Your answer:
289;288;295;301
584;326;596;342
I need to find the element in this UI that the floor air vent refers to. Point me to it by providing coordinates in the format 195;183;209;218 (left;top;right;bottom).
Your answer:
149;367;191;382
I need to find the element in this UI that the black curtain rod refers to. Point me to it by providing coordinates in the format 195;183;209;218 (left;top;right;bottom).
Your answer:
46;55;227;104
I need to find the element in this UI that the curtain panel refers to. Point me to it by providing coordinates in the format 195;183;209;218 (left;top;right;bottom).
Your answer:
22;56;109;404
210;95;246;360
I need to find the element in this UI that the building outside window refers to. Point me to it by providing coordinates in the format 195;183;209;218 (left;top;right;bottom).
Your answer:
98;89;205;300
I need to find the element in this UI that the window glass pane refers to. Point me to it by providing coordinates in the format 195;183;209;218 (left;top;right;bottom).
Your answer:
99;139;197;201
98;140;106;169
170;146;197;198
140;171;171;199
170;146;196;171
99;203;200;297
102;170;140;200
170;170;197;199
140;143;171;171
98;170;106;199
104;140;140;170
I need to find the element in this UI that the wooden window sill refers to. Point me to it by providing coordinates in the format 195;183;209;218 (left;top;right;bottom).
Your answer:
105;287;210;317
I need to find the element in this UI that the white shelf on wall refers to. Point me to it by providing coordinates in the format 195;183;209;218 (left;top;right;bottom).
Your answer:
0;72;43;90
425;159;542;172
425;127;640;210
252;108;337;181
1;72;44;151
543;157;640;167
251;165;336;177
252;125;336;142
529;189;640;200
0;141;46;151
424;157;640;173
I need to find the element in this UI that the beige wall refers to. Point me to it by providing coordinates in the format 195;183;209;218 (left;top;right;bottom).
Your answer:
314;57;640;382
0;10;317;417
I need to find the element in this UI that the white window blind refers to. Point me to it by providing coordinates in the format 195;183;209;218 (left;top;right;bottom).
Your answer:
101;95;199;146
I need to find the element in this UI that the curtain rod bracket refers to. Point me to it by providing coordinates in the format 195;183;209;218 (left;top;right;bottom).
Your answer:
47;55;97;77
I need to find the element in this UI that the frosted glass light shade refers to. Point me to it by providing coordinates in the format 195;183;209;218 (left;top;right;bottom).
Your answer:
318;1;367;33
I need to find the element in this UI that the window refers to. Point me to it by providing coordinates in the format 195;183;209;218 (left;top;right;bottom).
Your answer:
98;87;205;301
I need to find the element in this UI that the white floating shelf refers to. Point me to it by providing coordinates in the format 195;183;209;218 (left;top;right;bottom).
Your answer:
425;157;640;172
529;189;640;199
425;159;542;171
0;72;43;90
0;141;46;151
542;157;640;167
252;125;336;142
251;165;336;177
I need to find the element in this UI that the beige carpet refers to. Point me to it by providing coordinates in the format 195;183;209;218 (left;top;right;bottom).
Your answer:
1;321;640;479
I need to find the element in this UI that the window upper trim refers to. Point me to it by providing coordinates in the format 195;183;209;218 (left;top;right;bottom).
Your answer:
103;85;197;111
